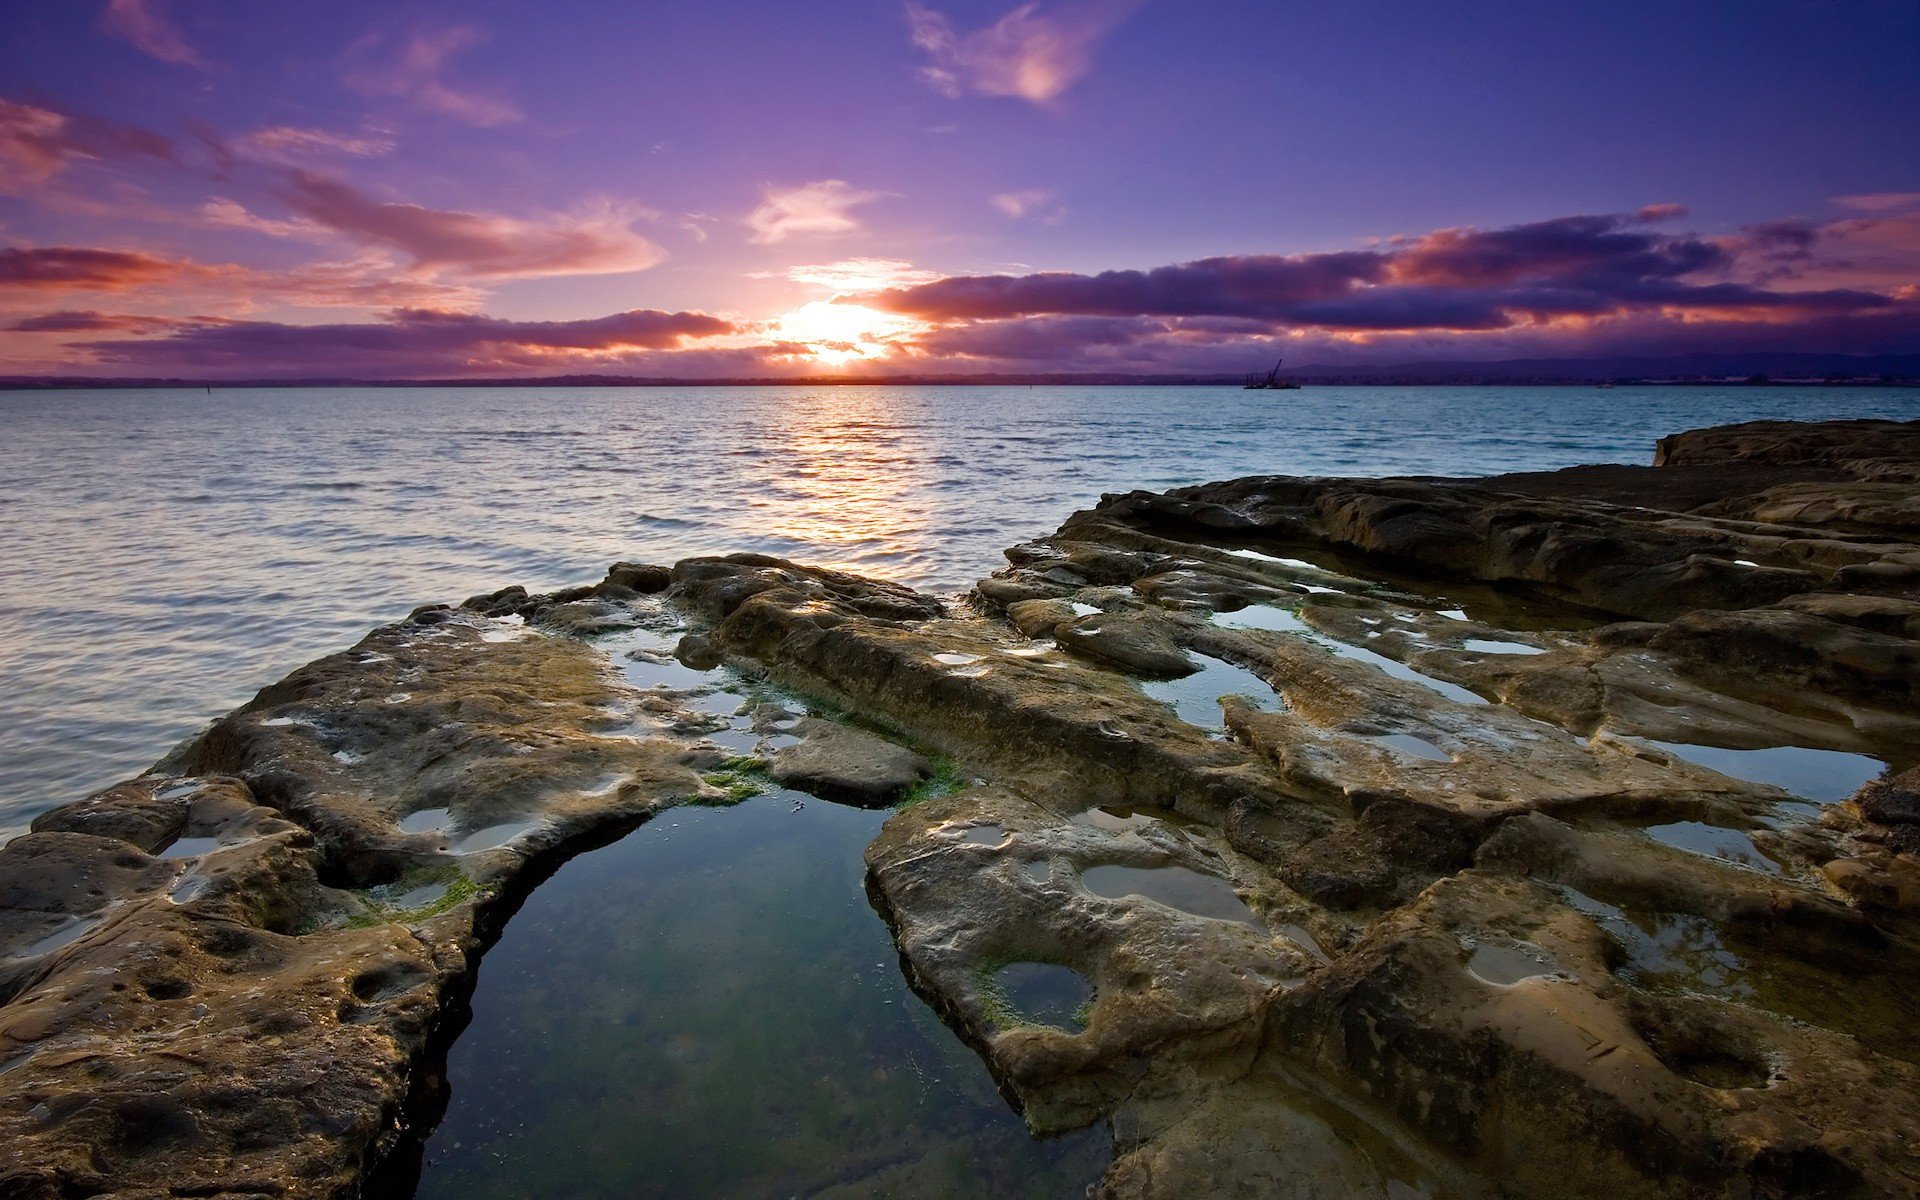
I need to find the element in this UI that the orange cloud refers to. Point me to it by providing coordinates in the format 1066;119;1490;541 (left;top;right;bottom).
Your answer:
274;170;664;278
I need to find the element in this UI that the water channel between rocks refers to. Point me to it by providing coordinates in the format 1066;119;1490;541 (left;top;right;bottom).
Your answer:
410;792;1109;1200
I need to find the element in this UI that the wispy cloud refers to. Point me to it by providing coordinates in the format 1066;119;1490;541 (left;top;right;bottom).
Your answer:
906;1;1139;105
272;170;663;278
0;245;207;291
235;126;397;162
744;180;886;245
0;243;481;312
62;306;737;377
98;0;207;69
780;258;944;291
0;98;174;196
5;309;220;334
198;197;330;238
341;25;522;127
1835;193;1920;213
991;188;1065;223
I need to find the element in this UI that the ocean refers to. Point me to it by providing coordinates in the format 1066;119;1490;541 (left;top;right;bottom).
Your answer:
2;383;1914;836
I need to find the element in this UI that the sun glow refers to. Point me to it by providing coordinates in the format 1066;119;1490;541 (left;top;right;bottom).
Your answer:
770;300;924;366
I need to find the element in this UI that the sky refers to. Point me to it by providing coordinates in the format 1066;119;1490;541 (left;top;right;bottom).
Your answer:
1;0;1917;378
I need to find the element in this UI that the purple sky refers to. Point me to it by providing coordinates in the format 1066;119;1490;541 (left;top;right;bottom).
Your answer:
2;0;1917;377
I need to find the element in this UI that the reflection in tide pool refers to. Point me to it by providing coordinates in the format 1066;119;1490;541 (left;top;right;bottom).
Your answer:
412;794;1107;1200
1643;740;1884;803
1139;653;1281;731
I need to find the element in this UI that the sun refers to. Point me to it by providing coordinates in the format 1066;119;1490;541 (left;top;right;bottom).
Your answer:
770;300;922;366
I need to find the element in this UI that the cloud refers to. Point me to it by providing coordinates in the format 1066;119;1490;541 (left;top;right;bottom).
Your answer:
744;180;886;245
877;250;1384;321
199;197;330;238
4;309;216;334
865;206;1919;371
340;25;522;127
0;98;173;195
68;306;736;377
0;246;208;291
98;0;206;69
273;170;663;278
906;1;1138;104
880;211;1897;331
781;258;943;291
1835;193;1920;212
235;126;397;162
991;188;1065;222
0;242;481;312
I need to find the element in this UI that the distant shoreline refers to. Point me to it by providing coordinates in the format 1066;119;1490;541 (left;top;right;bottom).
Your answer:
3;374;1916;391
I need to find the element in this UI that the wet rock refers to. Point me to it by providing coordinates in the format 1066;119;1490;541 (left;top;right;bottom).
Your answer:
0;608;715;1197
769;717;931;806
1054;611;1197;679
1006;597;1076;638
603;561;671;593
9;416;1920;1200
1855;766;1919;825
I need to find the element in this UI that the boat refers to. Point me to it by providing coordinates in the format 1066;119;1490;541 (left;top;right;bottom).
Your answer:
1243;358;1301;390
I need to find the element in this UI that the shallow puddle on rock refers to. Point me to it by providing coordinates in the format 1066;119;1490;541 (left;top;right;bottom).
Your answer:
991;962;1093;1031
398;808;453;835
409;795;1107;1199
1080;864;1263;929
1212;605;1488;706
385;882;451;910
10;915;101;958
1643;740;1884;803
1464;940;1560;986
159;834;223;859
957;823;1006;846
1644;821;1781;874
1025;860;1053;884
451;820;540;854
168;872;210;904
1461;638;1544;656
1069;602;1102;617
1075;805;1154;832
1140;653;1281;732
1002;640;1056;658
1219;547;1324;572
1371;733;1451;762
933;652;983;666
1562;889;1920;1063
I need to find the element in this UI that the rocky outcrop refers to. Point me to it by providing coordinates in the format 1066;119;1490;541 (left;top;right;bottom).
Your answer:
0;590;738;1198
5;418;1919;1199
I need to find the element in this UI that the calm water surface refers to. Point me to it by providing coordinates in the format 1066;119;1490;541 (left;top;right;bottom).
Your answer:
2;384;1914;832
409;793;1107;1200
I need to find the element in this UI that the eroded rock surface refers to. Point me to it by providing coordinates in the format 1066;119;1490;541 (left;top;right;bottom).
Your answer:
6;418;1920;1198
0;577;744;1198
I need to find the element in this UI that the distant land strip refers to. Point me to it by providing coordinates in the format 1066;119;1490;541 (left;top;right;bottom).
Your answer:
2;353;1916;390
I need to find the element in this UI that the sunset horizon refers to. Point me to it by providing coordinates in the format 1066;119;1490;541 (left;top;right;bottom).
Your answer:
4;7;1920;1200
4;2;1917;381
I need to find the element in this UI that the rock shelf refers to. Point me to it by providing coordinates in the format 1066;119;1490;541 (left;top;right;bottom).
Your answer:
4;418;1919;1198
